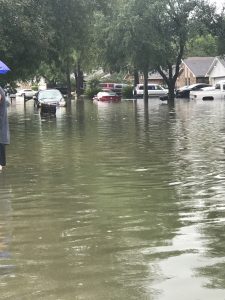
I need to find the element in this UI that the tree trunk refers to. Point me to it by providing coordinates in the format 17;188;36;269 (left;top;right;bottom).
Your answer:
167;82;175;108
134;68;139;86
75;62;84;97
66;58;71;99
143;68;148;104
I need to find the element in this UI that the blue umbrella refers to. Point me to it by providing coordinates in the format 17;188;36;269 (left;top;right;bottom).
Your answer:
0;60;10;74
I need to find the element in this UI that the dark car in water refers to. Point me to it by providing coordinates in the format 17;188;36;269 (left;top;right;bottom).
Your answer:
34;89;66;114
176;83;212;98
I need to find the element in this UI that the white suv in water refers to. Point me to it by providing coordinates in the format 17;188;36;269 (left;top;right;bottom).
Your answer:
16;89;36;100
133;84;168;98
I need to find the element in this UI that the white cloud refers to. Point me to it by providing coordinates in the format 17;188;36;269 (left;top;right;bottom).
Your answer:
209;0;224;11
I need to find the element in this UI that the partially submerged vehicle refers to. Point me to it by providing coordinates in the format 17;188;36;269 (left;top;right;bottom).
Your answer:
133;84;168;98
93;90;121;102
176;83;212;98
190;80;225;101
34;89;66;114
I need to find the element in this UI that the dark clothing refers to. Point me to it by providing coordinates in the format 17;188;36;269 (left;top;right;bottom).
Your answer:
0;86;10;166
0;144;6;166
0;86;10;144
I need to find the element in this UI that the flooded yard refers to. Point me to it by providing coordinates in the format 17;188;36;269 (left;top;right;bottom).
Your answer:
1;98;225;299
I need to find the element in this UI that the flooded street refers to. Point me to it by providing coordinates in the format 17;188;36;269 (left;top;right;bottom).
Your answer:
1;98;225;299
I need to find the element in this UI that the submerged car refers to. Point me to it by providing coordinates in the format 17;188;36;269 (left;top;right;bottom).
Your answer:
34;89;66;114
190;80;225;101
93;90;121;102
16;88;36;100
133;84;168;98
176;83;211;98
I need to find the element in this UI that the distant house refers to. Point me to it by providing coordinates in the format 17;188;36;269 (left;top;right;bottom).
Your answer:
140;71;165;85
206;56;225;85
125;57;219;88
176;57;215;88
123;71;165;86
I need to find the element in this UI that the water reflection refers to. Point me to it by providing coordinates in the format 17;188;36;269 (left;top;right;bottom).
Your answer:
0;176;14;280
1;98;225;299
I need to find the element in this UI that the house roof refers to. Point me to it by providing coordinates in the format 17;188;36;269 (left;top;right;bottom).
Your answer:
148;71;163;80
205;56;225;75
219;57;225;68
183;57;215;77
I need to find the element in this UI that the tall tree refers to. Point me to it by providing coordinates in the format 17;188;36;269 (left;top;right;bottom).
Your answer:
0;0;50;84
93;0;216;106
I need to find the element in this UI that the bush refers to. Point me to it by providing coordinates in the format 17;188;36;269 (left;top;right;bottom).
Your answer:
122;85;133;99
85;87;101;99
32;85;39;91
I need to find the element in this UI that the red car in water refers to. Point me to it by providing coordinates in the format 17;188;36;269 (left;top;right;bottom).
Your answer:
93;90;121;102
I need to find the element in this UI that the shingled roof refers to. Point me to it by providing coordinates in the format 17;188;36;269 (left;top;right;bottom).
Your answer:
183;57;215;77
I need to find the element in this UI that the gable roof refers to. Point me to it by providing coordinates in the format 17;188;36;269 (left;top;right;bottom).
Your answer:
183;57;215;77
219;57;225;68
206;56;225;75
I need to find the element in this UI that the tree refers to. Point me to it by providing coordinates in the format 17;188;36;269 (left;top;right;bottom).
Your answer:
187;34;218;56
0;0;50;84
92;0;217;106
149;0;210;106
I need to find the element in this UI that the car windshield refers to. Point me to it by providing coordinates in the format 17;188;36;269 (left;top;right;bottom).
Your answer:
39;90;62;101
99;92;117;96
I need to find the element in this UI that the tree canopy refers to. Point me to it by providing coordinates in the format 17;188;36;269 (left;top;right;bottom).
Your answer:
0;0;223;104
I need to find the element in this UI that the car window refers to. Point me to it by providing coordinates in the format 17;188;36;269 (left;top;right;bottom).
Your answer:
39;90;61;100
155;85;163;90
148;86;155;90
114;84;122;88
215;84;220;90
223;84;225;90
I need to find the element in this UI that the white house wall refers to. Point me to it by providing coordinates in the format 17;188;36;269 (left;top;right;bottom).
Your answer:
209;59;225;84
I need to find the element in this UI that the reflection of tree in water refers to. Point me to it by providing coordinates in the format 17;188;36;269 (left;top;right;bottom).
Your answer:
170;100;225;291
0;176;13;275
85;100;183;298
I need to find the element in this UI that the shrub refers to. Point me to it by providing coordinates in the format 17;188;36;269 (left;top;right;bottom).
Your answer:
85;87;101;99
122;85;133;99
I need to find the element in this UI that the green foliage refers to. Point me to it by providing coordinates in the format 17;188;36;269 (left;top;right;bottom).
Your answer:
187;34;218;57
31;85;39;91
0;0;220;104
84;87;101;99
84;77;101;99
87;77;101;89
122;85;133;99
0;0;50;83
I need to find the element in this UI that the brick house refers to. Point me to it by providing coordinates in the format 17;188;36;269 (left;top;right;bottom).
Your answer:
125;57;216;88
176;57;214;88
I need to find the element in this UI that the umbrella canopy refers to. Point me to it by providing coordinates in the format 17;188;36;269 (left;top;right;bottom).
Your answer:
0;60;10;74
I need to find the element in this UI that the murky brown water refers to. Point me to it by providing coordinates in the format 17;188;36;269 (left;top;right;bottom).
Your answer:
1;97;225;299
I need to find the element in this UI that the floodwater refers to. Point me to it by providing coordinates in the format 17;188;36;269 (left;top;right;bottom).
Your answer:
1;97;225;300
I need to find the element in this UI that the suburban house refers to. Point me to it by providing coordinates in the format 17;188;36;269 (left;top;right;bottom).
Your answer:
176;56;215;88
140;71;165;85
127;57;217;88
205;56;225;85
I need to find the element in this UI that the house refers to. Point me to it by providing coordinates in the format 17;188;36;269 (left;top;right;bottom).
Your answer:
125;57;221;88
176;57;214;88
206;56;225;85
140;71;165;85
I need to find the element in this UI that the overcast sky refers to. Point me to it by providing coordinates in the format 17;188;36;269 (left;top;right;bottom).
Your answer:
209;0;224;10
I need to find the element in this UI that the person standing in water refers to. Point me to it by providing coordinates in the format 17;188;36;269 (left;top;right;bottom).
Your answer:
0;86;10;170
